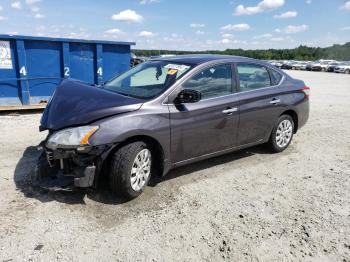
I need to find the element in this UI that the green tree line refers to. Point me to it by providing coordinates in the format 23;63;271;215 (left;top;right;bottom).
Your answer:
133;42;350;61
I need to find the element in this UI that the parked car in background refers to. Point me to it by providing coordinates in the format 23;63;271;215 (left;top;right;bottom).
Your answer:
334;63;350;74
305;62;313;71
268;60;283;68
311;60;337;71
326;62;341;72
130;53;146;67
291;61;308;70
299;62;310;70
281;61;294;70
35;55;310;199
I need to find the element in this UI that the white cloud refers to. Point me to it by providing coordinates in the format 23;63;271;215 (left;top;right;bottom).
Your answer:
25;0;41;5
339;26;350;30
274;11;297;19
254;33;273;39
234;0;285;16
0;16;7;21
275;24;309;34
270;37;284;41
341;1;350;11
11;2;22;10
190;23;205;28
30;6;40;12
139;31;156;37
162;35;185;44
65;32;90;39
104;28;124;35
140;0;159;4
195;30;205;35
221;23;251;31
221;38;232;44
111;9;143;23
0;5;3;11
34;13;45;19
221;33;234;39
306;0;312;4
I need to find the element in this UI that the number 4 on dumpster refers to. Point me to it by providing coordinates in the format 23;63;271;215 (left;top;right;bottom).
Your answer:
19;66;27;76
97;67;103;77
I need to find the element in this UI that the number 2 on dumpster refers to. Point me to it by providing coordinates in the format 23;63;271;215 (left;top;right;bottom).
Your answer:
64;67;70;77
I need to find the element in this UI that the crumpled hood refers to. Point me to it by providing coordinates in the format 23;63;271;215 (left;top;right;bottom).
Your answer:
40;79;143;130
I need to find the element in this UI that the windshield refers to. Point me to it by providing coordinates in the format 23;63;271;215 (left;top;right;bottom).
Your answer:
104;61;193;99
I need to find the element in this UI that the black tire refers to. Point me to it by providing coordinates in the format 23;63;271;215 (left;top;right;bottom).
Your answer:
268;115;294;153
345;69;350;74
109;141;152;199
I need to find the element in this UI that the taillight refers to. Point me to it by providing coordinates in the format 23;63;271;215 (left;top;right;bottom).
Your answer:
301;86;310;98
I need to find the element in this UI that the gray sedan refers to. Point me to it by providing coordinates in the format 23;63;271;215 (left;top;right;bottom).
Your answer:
37;55;310;199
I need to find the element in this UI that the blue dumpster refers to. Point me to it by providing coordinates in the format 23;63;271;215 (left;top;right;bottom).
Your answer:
0;34;135;109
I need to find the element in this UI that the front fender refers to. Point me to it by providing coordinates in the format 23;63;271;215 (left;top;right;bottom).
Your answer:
89;107;171;167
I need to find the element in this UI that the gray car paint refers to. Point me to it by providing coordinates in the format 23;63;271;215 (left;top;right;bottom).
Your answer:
89;57;309;176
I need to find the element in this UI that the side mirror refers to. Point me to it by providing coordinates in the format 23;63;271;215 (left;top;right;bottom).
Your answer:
175;89;201;104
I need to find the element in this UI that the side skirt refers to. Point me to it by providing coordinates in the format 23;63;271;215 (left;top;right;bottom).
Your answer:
170;139;267;170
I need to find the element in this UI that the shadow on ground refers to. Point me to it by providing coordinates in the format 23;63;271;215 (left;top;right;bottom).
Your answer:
14;144;270;205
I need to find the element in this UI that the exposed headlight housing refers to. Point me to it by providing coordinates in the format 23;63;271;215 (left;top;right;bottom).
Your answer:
46;126;99;148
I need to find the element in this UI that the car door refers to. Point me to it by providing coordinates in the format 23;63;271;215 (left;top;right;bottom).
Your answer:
235;63;284;146
168;63;240;163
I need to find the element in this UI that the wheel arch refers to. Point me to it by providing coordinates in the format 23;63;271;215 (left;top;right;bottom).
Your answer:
107;135;165;177
280;109;298;133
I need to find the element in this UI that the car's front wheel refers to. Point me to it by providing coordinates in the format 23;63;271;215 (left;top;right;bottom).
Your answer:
268;115;294;153
109;141;152;199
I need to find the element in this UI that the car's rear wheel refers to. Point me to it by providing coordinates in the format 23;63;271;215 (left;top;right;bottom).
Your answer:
268;115;294;153
345;69;350;74
109;141;152;199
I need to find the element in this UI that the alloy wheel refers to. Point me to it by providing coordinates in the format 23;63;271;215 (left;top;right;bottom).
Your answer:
276;119;293;148
130;149;151;191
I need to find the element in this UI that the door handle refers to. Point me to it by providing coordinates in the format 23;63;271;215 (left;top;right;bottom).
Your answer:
269;98;281;105
222;107;238;114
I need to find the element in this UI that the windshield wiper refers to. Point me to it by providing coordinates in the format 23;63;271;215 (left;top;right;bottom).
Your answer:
115;91;132;97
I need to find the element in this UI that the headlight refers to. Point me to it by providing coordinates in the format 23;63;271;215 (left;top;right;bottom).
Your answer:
47;126;99;148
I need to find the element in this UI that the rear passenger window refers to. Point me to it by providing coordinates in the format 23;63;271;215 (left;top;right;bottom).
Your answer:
237;64;271;91
182;64;233;99
270;69;283;85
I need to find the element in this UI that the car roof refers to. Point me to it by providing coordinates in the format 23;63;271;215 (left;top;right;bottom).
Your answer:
151;54;258;65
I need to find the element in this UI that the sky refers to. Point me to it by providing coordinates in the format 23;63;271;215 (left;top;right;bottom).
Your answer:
0;0;349;50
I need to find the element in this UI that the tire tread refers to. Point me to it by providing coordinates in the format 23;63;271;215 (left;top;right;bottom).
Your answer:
109;142;148;199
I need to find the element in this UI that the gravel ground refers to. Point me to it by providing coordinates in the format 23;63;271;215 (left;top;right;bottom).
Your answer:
0;71;349;262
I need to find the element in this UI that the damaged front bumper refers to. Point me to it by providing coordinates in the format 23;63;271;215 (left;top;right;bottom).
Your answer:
33;142;113;191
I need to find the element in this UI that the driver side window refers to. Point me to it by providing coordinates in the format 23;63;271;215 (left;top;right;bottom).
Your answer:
181;64;233;100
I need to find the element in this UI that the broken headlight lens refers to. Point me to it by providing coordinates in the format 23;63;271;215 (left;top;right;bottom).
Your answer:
46;126;99;147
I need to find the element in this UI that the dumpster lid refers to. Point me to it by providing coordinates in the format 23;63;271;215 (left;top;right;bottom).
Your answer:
0;34;135;46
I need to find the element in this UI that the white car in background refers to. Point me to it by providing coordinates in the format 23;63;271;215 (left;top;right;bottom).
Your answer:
311;61;332;71
291;61;308;70
334;63;350;74
267;60;282;68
